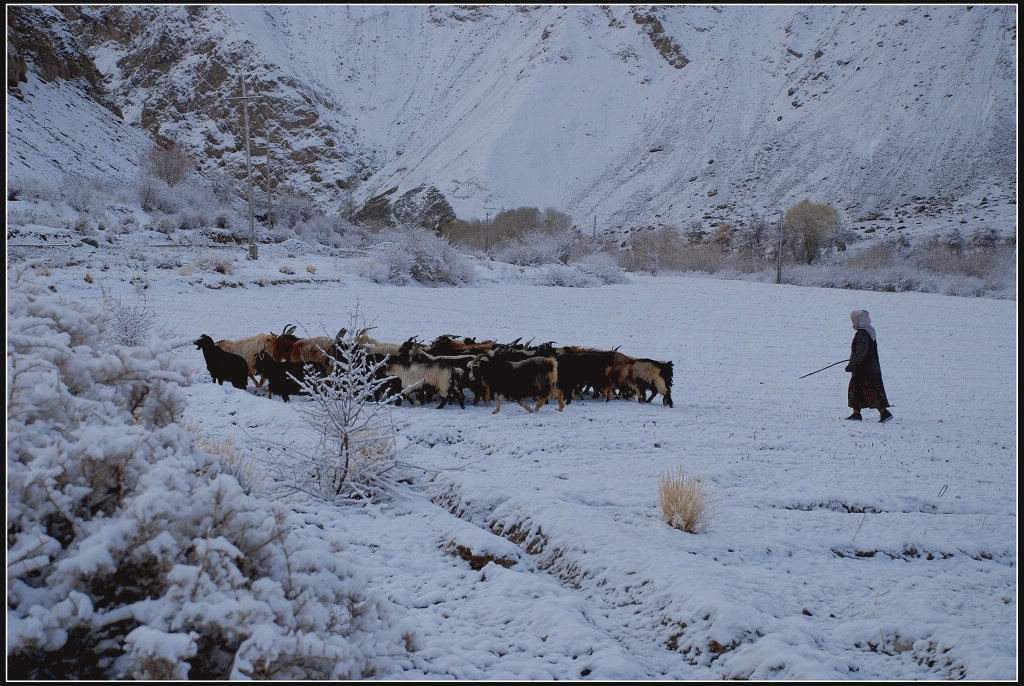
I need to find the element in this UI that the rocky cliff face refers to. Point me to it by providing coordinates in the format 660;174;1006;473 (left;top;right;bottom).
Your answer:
7;5;120;117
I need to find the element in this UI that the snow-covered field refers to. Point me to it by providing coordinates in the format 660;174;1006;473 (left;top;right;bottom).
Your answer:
11;239;1017;680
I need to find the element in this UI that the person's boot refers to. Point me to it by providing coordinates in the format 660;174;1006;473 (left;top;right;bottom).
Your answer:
879;409;893;423
845;412;862;420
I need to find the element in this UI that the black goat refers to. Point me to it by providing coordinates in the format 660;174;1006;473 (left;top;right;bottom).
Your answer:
630;359;674;407
469;354;564;414
253;351;309;402
194;334;249;390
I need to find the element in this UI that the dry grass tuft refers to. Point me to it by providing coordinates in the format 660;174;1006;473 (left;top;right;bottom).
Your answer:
658;464;716;533
181;419;264;494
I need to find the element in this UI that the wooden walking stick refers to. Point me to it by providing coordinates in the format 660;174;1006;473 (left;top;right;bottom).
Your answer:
798;359;849;379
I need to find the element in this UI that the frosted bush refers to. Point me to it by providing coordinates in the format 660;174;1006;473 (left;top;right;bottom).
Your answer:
533;264;616;287
63;174;103;214
360;226;474;285
99;287;158;346
6;271;412;679
265;313;406;501
575;251;629;284
10;175;60;202
274;192;317;228
269;224;293;243
195;252;236;275
780;248;1015;298
535;264;590;287
295;214;335;245
494;228;577;267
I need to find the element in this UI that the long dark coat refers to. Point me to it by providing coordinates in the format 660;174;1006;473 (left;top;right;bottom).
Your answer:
845;330;890;408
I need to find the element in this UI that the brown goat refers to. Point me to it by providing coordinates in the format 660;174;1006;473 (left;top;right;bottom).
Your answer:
216;333;275;387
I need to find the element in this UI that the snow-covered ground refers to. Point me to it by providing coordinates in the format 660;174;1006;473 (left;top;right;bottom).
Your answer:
10;231;1017;679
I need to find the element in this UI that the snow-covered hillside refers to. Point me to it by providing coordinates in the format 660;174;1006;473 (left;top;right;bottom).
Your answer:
8;4;1017;239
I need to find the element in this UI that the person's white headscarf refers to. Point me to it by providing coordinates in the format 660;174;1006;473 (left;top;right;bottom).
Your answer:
850;309;877;341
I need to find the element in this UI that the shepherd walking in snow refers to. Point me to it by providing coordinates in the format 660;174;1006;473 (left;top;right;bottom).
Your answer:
844;310;893;423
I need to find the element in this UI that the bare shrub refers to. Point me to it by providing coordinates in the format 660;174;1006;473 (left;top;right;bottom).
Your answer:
143;141;192;187
673;243;731;274
733;216;775;273
444;217;489;251
135;173;162;212
625;225;689;274
195;253;236;275
658;464;716;533
844;243;898;269
274;191;318;228
784;199;841;265
712;221;737;251
264;310;406;501
182;419;264;495
491;206;538;239
100;285;157;346
63;174;103;213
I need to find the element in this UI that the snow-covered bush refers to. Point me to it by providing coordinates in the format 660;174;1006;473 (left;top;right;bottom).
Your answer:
11;175;61;203
265;315;406;501
273;191;318;229
575;251;630;284
63;174;104;214
534;264;599;287
493;227;579;267
194;252;236;275
99;286;158;346
6;271;412;679
533;258;628;287
294;213;361;249
359;226;474;285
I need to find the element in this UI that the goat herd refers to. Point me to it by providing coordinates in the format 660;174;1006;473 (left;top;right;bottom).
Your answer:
194;326;674;414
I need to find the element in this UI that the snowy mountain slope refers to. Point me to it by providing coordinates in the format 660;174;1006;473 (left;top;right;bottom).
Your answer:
7;5;1018;237
7;75;149;183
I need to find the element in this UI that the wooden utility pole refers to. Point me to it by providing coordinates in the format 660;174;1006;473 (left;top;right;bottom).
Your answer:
776;209;784;284
265;126;274;230
228;77;259;260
